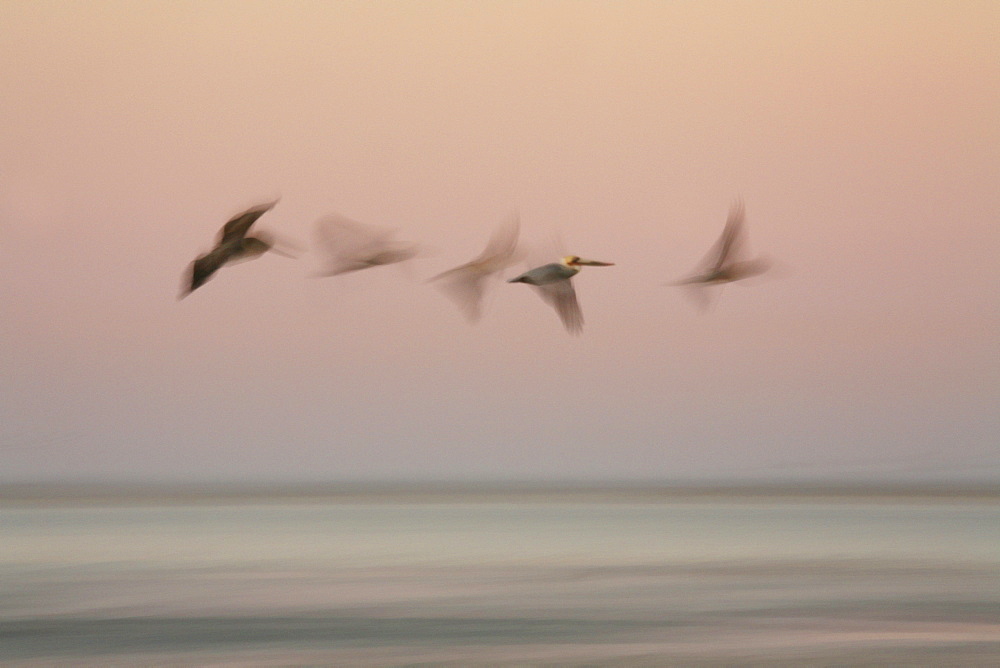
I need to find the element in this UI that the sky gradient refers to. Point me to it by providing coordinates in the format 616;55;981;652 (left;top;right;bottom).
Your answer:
2;1;998;483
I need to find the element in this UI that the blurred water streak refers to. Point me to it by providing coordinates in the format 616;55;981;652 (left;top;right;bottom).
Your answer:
2;487;998;665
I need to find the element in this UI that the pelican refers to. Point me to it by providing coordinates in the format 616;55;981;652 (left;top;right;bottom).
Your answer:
672;198;769;309
181;199;293;298
312;213;418;276
508;255;613;334
429;213;523;322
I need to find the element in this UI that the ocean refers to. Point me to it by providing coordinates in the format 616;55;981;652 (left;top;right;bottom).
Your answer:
2;484;998;666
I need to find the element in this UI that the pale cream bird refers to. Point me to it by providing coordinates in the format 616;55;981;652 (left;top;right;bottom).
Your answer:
430;213;524;322
312;213;418;276
508;255;614;334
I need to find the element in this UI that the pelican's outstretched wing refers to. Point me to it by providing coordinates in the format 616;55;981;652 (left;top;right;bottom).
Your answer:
431;265;491;322
679;282;721;312
183;247;229;297
535;280;583;335
699;198;745;273
471;213;521;267
672;197;760;289
218;199;280;245
713;197;747;271
430;214;522;322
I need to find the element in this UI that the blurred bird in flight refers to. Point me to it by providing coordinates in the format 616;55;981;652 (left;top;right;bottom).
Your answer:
430;213;524;322
508;255;614;335
180;199;295;298
312;213;418;276
179;198;773;326
671;198;770;310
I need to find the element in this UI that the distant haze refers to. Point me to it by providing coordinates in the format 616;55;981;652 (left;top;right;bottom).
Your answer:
1;1;997;484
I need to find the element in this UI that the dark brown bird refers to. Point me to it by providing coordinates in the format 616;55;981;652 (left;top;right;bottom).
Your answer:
671;198;770;309
181;200;290;298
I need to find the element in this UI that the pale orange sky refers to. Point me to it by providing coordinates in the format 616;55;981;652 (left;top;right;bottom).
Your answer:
1;1;997;482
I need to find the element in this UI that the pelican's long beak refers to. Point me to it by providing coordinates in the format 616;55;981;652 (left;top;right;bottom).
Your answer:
575;258;614;266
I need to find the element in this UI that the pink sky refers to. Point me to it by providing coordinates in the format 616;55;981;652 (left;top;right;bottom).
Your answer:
1;1;997;482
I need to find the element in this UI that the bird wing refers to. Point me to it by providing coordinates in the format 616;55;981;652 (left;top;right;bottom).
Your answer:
218;200;279;244
680;282;721;312
431;266;490;322
471;212;521;267
182;247;230;297
430;215;522;322
535;279;583;335
710;198;747;271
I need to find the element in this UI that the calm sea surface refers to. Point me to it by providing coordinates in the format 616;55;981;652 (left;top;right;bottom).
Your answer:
2;489;999;666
